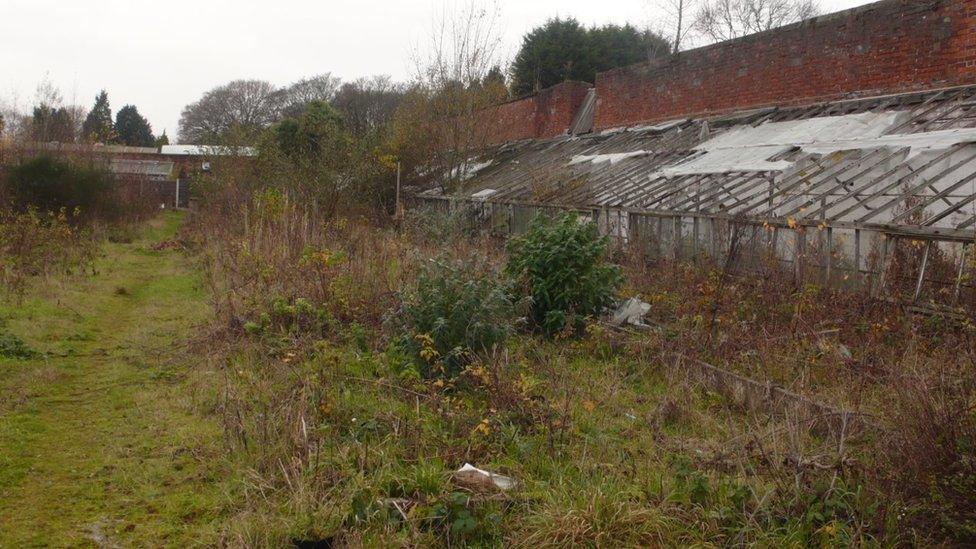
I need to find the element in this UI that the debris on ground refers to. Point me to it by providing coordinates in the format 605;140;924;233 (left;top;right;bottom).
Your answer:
453;463;517;492
150;240;180;251
608;297;652;328
817;339;853;362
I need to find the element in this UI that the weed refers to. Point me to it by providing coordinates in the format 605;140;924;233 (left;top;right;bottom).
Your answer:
0;330;37;360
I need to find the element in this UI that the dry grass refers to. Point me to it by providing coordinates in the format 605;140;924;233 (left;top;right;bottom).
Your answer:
0;208;98;297
182;188;976;546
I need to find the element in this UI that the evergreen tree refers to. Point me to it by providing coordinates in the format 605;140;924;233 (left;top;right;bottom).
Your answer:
511;19;670;96
512;18;590;96
483;66;507;90
82;90;115;143
114;105;155;147
154;131;170;148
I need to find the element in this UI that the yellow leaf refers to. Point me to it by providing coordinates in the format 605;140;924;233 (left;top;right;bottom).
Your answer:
472;418;491;436
787;217;798;230
582;400;596;412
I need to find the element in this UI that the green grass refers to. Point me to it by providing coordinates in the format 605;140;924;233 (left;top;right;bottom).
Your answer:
0;212;232;546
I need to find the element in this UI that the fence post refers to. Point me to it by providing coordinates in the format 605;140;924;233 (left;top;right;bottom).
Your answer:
794;229;805;284
874;235;892;299
954;244;970;306
825;227;833;285
913;241;932;303
673;216;682;260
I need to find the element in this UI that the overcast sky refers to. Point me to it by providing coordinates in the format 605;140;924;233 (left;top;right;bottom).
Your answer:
1;0;876;141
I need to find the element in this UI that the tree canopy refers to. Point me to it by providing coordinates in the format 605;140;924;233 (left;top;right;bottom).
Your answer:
511;19;669;96
694;0;820;42
30;104;75;143
276;73;342;119
114;105;155;147
332;76;404;139
271;100;349;163
81;90;114;144
178;80;280;145
154;131;170;148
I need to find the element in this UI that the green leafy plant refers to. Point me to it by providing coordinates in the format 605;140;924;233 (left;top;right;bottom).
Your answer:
243;296;334;338
392;257;523;379
0;323;38;360
506;213;622;336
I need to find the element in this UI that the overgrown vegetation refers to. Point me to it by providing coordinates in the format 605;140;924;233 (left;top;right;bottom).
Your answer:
2;4;973;546
2;145;973;545
392;257;523;378
507;214;622;336
0;207;97;296
177;186;976;545
0;322;37;360
0;154;154;298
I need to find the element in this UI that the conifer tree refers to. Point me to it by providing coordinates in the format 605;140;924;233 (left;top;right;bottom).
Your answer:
82;90;115;143
114;105;155;147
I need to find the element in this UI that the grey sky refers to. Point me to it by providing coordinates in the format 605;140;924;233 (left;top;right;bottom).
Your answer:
1;0;876;141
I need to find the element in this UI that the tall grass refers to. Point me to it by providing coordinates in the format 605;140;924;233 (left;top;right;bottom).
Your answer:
185;188;976;546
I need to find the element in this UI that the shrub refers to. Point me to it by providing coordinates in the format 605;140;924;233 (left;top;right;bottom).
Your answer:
393;258;523;379
4;156;122;222
0;207;97;296
506;213;621;336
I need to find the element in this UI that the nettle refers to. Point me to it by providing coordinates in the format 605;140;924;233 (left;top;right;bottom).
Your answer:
506;213;622;336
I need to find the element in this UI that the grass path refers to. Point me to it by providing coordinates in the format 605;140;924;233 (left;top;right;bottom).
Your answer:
0;213;230;547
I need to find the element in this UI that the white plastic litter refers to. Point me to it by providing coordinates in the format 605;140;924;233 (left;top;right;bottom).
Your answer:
454;464;517;491
610;297;652;327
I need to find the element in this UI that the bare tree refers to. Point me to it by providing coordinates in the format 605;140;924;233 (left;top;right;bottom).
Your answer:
694;0;820;42
653;0;700;54
397;0;507;191
332;76;404;139
276;73;342;118
413;1;503;93
178;80;279;144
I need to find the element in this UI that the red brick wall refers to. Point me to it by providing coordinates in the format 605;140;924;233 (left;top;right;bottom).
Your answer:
485;81;592;144
594;0;976;130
